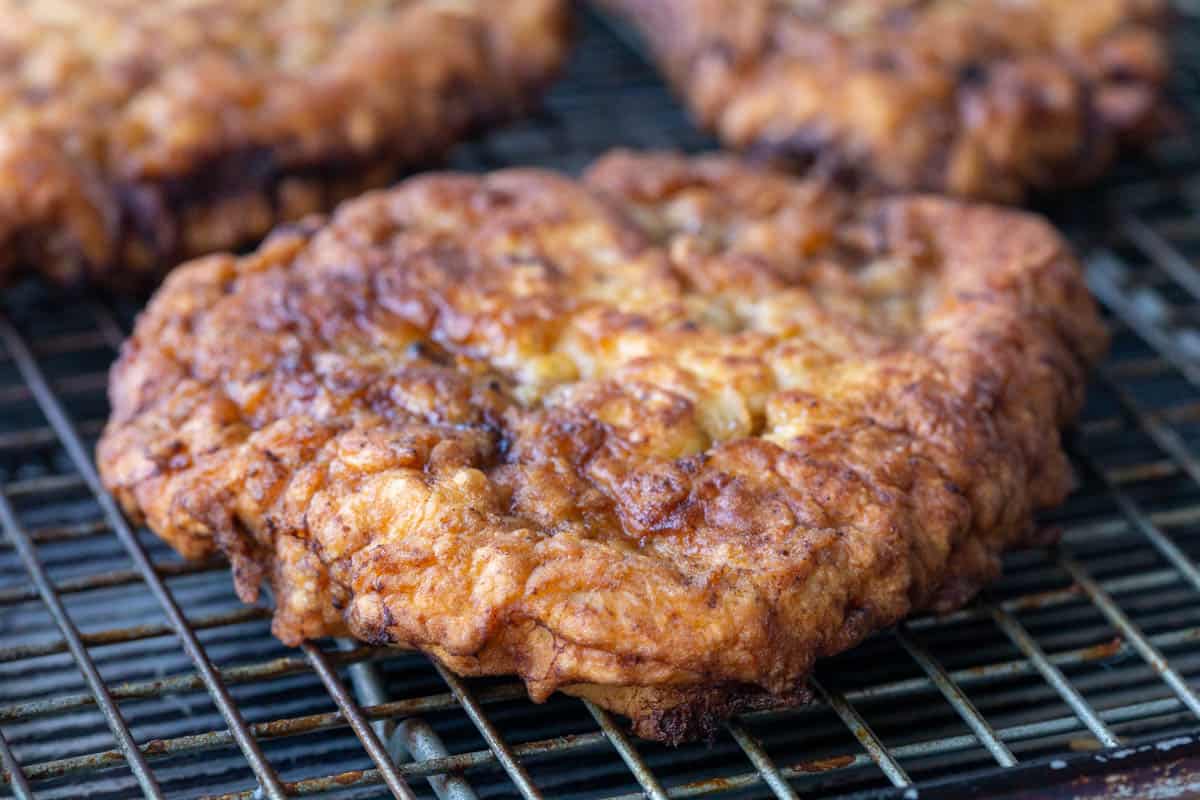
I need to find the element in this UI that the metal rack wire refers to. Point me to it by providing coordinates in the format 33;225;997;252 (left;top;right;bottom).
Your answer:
3;5;1200;798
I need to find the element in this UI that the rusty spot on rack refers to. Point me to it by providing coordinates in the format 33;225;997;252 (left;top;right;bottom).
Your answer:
1079;637;1124;662
677;775;739;793
255;711;343;738
333;770;363;785
966;664;987;677
1012;584;1082;611
519;733;586;755
1107;460;1177;484
794;754;856;773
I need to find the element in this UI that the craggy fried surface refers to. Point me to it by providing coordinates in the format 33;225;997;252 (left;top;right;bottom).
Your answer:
596;0;1170;201
0;0;568;287
99;151;1106;742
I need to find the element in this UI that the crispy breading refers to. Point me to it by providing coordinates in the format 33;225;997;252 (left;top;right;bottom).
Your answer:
596;0;1170;201
0;0;568;287
98;151;1106;742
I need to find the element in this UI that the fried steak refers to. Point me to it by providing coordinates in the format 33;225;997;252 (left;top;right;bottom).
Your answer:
596;0;1170;201
0;0;568;287
99;151;1106;742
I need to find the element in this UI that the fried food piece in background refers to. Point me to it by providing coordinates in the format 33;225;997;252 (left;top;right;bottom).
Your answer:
0;0;569;287
596;0;1169;201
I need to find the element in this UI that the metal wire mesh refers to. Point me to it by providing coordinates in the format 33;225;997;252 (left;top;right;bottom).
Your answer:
3;5;1200;798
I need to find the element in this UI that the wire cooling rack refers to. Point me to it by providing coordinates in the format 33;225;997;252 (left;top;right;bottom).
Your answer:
3;5;1200;799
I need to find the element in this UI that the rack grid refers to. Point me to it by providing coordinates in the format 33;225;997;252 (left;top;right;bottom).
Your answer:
3;5;1200;799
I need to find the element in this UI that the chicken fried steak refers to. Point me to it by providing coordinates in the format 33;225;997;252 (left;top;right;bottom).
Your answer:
0;0;568;287
596;0;1169;201
99;151;1106;742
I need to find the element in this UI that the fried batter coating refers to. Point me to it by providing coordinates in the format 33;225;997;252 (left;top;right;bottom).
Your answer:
596;0;1170;201
0;0;568;287
99;151;1106;741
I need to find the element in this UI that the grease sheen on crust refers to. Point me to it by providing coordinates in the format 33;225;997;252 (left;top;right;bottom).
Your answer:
596;0;1169;201
99;151;1106;742
0;0;568;287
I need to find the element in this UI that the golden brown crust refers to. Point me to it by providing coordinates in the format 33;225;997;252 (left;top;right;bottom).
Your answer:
0;0;569;288
596;0;1170;201
98;150;1106;741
